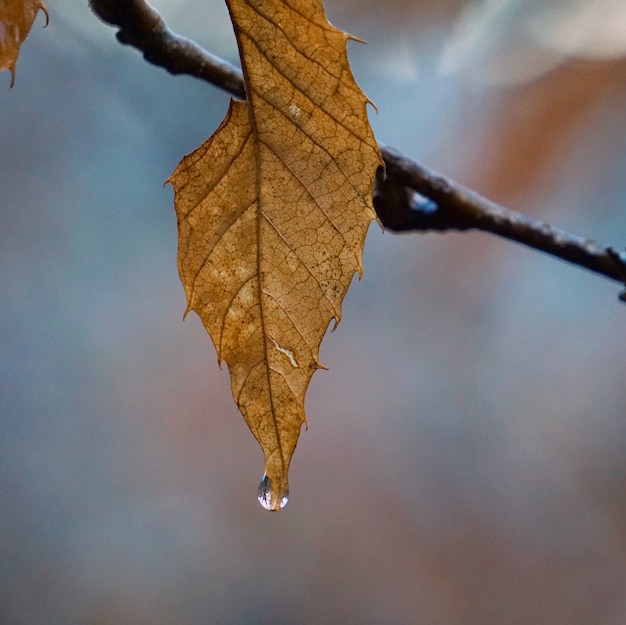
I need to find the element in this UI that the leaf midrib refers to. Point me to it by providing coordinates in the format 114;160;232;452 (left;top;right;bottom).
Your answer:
230;0;287;477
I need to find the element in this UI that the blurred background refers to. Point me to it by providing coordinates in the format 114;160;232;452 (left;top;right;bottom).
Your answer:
2;0;626;623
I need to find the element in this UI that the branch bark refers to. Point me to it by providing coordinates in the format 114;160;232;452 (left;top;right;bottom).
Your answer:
89;0;626;301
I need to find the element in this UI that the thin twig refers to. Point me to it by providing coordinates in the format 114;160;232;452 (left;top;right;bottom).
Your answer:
89;0;245;98
380;147;626;290
89;0;626;300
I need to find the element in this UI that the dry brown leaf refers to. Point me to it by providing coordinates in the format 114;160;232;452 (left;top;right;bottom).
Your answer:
0;0;48;87
168;0;382;510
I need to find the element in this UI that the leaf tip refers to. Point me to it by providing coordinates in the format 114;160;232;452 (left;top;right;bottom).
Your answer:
39;3;49;28
330;315;341;331
346;33;367;45
366;97;379;115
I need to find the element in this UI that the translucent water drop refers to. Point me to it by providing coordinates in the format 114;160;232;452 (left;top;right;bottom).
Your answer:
257;474;289;511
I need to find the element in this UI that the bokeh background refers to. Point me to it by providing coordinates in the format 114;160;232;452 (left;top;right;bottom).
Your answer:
2;0;626;623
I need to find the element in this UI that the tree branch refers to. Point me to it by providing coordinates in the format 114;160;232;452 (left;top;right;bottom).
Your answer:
378;148;626;295
89;0;245;98
89;0;626;301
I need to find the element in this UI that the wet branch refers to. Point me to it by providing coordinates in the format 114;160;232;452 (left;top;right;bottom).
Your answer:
89;0;626;300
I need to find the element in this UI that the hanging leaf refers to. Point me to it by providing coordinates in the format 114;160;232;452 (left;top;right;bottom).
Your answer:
168;0;382;510
0;0;48;87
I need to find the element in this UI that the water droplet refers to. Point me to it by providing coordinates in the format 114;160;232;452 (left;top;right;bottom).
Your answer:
257;474;289;511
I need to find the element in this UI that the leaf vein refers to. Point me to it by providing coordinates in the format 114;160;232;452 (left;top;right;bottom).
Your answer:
241;2;343;82
178;131;253;224
235;358;265;405
216;272;258;359
243;72;368;193
238;29;365;142
261;209;341;318
187;197;256;305
262;289;316;352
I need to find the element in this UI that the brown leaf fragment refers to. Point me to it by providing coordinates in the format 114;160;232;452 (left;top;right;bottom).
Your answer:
0;0;48;87
168;0;382;510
